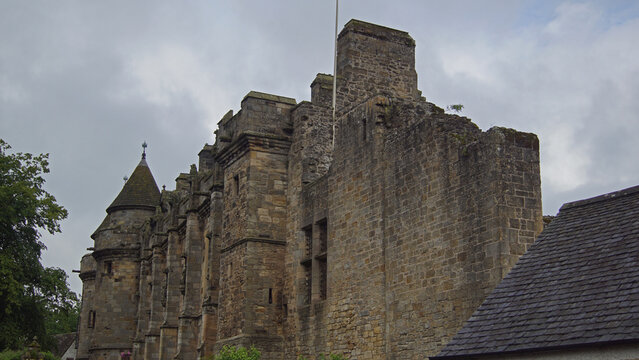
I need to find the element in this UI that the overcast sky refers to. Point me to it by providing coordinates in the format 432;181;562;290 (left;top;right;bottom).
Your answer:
2;0;638;294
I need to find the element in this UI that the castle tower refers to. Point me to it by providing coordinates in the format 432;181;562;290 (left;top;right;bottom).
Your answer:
85;150;160;360
336;19;419;112
214;92;297;359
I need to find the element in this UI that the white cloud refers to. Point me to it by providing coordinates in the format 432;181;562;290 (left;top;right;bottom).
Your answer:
116;43;232;134
429;1;639;203
542;122;591;192
543;2;602;39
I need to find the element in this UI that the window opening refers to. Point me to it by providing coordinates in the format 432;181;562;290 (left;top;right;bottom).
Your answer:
318;220;327;254
88;310;95;328
319;259;327;300
304;265;312;305
304;226;313;259
362;118;367;141
300;219;329;304
301;225;313;305
104;261;112;274
268;288;273;304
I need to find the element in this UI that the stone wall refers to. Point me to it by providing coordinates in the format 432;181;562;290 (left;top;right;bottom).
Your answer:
286;19;542;359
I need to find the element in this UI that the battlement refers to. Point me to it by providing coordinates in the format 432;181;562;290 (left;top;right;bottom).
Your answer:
339;19;415;46
336;19;419;112
310;73;333;107
242;91;296;106
214;91;296;159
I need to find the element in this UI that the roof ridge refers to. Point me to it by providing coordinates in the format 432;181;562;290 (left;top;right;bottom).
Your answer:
559;184;639;211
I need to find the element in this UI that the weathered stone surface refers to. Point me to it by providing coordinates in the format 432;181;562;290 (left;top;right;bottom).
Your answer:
77;19;542;360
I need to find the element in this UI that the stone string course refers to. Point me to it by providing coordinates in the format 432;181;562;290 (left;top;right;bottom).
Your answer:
77;19;542;360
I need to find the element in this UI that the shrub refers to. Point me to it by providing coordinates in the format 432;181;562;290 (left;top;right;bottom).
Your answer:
213;345;261;360
0;350;21;360
0;350;59;360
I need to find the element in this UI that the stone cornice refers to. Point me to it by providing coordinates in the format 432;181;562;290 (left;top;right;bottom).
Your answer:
221;237;286;253
79;270;96;281
92;247;140;260
215;132;291;169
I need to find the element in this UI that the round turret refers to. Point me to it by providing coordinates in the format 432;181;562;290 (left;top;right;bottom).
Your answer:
86;148;160;360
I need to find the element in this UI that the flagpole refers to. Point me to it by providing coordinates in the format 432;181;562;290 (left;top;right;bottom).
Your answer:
332;0;338;149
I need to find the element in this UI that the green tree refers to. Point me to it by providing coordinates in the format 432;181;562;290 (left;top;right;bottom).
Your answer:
0;139;76;351
42;267;80;335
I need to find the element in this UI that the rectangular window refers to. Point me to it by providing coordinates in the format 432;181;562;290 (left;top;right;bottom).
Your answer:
362;118;367;141
301;225;313;305
87;310;95;328
319;258;327;300
318;219;327;255
303;265;312;305
104;261;112;274
303;226;313;260
300;219;329;305
316;219;328;300
233;174;239;195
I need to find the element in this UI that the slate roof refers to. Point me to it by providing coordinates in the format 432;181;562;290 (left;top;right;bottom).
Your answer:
433;185;639;359
52;332;76;358
106;155;160;214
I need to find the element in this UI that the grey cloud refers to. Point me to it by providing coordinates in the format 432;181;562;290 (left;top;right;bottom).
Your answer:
2;1;638;293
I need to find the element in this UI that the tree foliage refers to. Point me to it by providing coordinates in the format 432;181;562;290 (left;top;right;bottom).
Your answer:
0;139;76;351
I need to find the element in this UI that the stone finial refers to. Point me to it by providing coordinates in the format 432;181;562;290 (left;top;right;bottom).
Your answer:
142;141;148;159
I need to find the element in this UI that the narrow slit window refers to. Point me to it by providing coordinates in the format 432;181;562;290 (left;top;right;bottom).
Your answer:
268;288;273;304
88;310;95;328
362;118;367;141
104;261;112;275
233;174;239;195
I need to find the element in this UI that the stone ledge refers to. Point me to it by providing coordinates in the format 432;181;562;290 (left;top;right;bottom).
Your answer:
221;237;286;253
339;19;415;47
242;91;296;105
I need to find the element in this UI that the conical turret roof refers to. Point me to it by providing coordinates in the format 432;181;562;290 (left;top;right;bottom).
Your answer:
106;153;161;214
